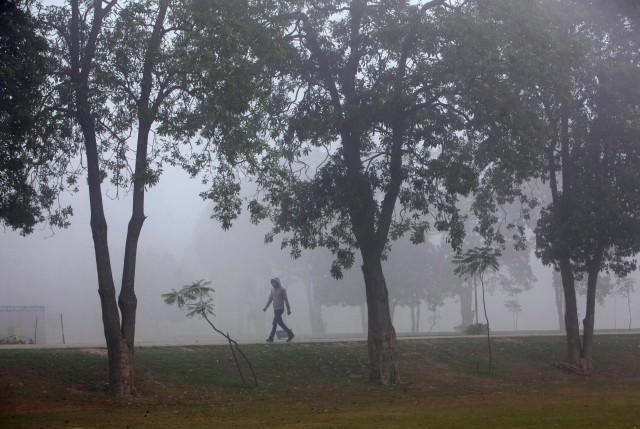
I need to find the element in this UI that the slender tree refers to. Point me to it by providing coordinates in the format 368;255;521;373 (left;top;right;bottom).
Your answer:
504;299;522;331
454;246;500;371
163;280;258;387
616;278;634;330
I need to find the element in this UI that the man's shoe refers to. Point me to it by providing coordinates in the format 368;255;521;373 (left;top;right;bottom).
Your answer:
266;337;274;343
286;333;295;342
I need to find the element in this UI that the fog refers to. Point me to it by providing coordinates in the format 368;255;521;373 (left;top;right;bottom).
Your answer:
1;166;638;345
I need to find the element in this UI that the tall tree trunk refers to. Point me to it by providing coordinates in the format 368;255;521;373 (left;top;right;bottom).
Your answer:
559;257;582;367
581;259;600;373
67;0;169;397
361;249;400;385
82;110;134;396
627;291;632;330
480;275;493;373
473;277;479;325
459;284;474;330
306;280;325;337
415;302;420;333
113;0;168;393
69;0;132;397
116;121;151;393
553;270;565;331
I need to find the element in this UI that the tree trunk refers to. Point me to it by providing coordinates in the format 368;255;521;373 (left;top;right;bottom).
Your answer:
415;302;420;333
627;292;632;330
359;303;367;335
459;284;474;330
409;304;416;333
68;0;132;397
473;277;479;325
559;257;582;367
480;275;492;373
361;250;400;385
553;270;565;332
581;261;600;373
67;0;170;398
109;338;135;397
306;280;325;337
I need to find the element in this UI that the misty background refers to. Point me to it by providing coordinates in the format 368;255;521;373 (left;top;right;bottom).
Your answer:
2;163;638;345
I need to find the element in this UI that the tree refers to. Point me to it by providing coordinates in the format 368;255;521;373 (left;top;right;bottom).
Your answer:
252;0;476;385
1;0;73;234
461;0;640;373
504;299;522;331
42;0;271;396
453;246;500;372
42;0;183;397
532;1;640;372
615;278;634;330
163;280;258;387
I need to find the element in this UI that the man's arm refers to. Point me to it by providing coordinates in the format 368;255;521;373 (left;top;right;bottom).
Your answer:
263;291;273;312
284;289;291;315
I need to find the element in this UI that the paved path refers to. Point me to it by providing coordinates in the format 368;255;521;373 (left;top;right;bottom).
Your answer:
2;329;639;350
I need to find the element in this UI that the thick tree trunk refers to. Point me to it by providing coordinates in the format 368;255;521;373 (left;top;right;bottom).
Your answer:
553;270;565;332
559;257;582;367
361;250;400;385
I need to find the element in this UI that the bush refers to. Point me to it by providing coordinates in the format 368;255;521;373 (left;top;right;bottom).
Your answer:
464;323;488;335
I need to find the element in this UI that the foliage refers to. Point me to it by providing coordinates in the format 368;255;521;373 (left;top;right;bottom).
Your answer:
160;0;291;229
453;246;500;281
504;299;522;315
462;0;640;277
162;279;216;318
1;0;74;234
452;0;640;369
250;0;478;276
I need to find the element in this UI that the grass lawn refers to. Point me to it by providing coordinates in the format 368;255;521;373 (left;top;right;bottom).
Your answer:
1;335;640;428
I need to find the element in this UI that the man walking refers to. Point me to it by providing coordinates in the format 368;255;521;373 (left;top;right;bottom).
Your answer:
263;277;294;342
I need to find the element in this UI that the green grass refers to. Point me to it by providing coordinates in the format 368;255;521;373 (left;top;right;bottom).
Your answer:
2;335;640;428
